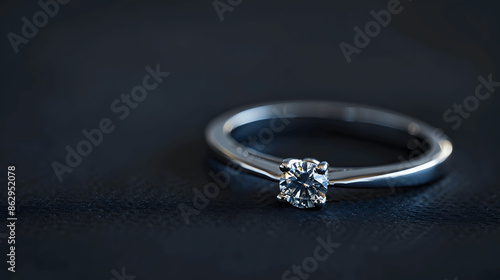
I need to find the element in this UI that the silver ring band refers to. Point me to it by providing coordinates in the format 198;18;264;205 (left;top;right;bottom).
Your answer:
206;101;453;189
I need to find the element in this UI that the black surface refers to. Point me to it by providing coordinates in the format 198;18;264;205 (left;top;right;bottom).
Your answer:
1;0;500;279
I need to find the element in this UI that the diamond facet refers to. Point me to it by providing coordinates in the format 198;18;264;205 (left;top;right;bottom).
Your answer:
278;158;329;209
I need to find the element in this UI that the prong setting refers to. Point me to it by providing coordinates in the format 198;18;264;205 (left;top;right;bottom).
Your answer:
316;161;329;175
279;158;293;172
313;200;325;209
303;158;320;164
276;193;287;202
278;158;329;209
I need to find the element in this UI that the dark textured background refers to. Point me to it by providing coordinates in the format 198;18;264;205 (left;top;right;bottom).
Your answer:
1;0;499;279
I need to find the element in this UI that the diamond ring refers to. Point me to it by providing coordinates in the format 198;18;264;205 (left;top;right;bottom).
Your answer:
205;101;453;209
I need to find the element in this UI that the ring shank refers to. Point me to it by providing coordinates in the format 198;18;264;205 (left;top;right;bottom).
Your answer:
205;101;453;188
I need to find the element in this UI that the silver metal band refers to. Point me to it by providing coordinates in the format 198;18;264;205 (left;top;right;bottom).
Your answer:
205;101;453;188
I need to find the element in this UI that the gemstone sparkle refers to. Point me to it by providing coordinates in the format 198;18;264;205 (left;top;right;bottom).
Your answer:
278;158;329;209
